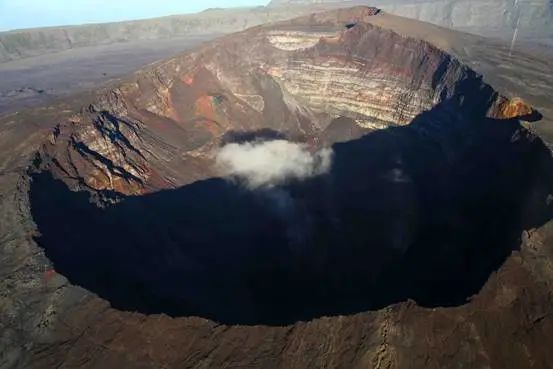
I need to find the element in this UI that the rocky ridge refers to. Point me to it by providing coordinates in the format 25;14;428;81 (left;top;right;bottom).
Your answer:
270;0;553;47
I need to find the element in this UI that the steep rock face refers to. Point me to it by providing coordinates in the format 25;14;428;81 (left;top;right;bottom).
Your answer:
39;7;514;195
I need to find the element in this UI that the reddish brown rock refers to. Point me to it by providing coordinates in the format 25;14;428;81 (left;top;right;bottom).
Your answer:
38;7;510;195
494;97;535;120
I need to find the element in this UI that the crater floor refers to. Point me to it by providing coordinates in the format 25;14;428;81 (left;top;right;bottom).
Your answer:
31;101;553;325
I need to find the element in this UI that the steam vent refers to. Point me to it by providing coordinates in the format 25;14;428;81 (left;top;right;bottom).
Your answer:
2;5;553;369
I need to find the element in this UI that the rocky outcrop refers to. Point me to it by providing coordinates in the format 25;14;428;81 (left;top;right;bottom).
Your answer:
494;96;535;119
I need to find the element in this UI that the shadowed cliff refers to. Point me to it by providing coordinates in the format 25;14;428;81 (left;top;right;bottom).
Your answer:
30;99;553;325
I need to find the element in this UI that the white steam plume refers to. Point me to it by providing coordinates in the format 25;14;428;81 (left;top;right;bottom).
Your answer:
216;139;333;189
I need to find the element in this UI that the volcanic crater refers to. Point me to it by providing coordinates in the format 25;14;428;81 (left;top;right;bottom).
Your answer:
29;7;553;326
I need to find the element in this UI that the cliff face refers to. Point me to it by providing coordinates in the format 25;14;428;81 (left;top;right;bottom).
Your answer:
2;7;553;369
40;7;510;195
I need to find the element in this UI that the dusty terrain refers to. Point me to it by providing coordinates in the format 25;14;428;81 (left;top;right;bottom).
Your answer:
0;6;313;63
270;0;553;44
0;36;219;114
1;0;551;113
0;5;315;113
1;6;553;369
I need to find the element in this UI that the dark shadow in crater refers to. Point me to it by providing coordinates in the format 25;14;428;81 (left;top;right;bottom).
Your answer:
31;98;553;325
221;128;287;144
520;109;543;123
